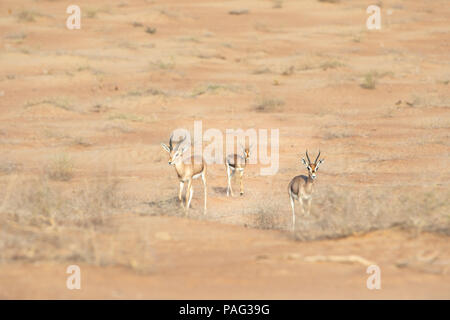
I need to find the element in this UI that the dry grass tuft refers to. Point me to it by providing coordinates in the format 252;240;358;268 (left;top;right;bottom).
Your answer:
45;154;74;182
145;27;157;34
150;59;175;70
17;10;41;22
360;71;394;89
252;200;283;230
191;83;239;97
361;72;377;89
320;60;344;70
254;97;285;112
229;9;249;15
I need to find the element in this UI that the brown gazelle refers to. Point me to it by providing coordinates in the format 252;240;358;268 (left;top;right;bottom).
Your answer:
161;134;207;215
288;150;324;231
225;145;251;197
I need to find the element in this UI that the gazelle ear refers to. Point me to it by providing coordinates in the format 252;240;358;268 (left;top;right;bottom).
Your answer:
181;143;189;153
161;143;170;153
317;159;324;166
301;158;308;166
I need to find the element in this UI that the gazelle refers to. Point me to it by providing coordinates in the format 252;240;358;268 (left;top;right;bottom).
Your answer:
288;150;324;231
161;134;207;215
225;145;251;197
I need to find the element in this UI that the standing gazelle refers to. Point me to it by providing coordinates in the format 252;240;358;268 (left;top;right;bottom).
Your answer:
161;134;207;215
288;150;324;231
225;145;251;197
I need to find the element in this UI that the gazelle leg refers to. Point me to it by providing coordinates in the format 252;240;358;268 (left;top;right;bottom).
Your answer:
306;198;312;216
239;170;244;196
299;197;305;215
226;166;234;197
185;179;192;215
289;193;296;231
226;165;230;196
201;170;207;215
187;187;194;210
179;181;184;207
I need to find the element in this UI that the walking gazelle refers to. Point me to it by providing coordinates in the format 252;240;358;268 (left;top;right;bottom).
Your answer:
161;134;207;215
288;150;324;231
225;144;251;197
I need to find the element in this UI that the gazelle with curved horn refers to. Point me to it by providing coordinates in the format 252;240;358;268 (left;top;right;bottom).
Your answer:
225;144;251;197
161;134;207;215
288;150;324;231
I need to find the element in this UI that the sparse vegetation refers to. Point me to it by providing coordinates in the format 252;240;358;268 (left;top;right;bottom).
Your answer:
85;9;98;19
71;137;92;147
101;122;134;134
229;9;249;15
145;27;157;34
45;154;74;182
252;67;272;75
108;113;145;122
144;183;449;241
360;72;377;89
131;21;143;27
4;32;27;40
17;10;40;22
292;186;450;240
126;87;167;97
0;174;155;271
322;129;356;140
254;23;271;33
360;71;394;89
191;83;239;97
406;94;450;108
24;98;74;111
254;97;285;112
352;33;362;43
272;0;283;9
281;65;295;76
150;59;175;70
253;201;282;230
320;60;344;70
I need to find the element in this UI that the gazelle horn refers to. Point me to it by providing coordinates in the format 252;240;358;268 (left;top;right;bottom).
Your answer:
315;150;321;164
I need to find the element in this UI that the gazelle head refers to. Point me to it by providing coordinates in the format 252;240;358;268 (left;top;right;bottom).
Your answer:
301;150;324;180
161;134;188;165
240;144;252;162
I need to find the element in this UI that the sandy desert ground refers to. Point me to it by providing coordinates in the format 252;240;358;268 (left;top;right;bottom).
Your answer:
0;0;449;299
